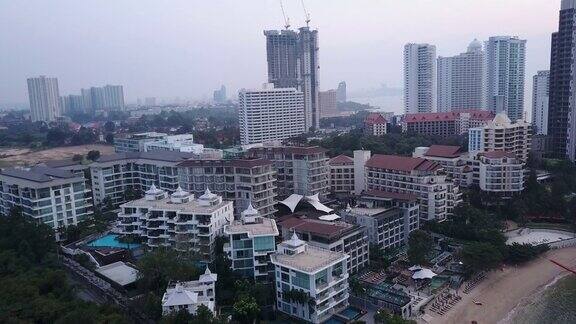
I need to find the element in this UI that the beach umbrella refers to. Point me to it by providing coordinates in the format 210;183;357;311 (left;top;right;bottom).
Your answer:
412;268;437;280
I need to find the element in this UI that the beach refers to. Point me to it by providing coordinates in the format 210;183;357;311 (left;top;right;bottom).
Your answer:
421;246;576;324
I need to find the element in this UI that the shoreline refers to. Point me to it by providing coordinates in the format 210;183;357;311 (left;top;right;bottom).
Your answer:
420;246;576;324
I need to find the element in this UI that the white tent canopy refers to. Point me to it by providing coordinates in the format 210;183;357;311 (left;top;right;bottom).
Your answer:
412;268;437;280
278;193;333;214
279;194;304;212
408;265;424;271
305;193;333;213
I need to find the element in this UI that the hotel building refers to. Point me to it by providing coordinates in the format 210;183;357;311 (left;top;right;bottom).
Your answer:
224;204;280;281
162;267;218;315
364;113;388;136
116;185;232;262
402;110;494;137
328;155;355;194
0;166;93;229
271;233;349;323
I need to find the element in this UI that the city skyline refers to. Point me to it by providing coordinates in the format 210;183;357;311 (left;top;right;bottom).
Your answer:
0;0;558;111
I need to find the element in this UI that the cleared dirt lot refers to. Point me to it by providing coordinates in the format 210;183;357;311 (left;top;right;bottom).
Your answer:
0;144;114;167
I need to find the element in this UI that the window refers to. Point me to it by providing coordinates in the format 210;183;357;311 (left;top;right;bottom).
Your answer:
292;271;310;289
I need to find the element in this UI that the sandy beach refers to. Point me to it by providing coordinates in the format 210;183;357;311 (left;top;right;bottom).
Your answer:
421;246;576;324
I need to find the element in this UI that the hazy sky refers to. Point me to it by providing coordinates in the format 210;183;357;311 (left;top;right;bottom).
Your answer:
0;0;560;106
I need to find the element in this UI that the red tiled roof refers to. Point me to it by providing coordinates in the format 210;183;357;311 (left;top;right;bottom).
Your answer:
424;145;463;158
365;154;441;172
329;154;353;165
478;151;516;159
278;216;353;239
365;113;387;125
249;146;328;155
364;189;417;202
404;110;493;123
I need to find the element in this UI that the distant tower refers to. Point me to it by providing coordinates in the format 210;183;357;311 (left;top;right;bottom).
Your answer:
532;71;550;136
337;81;347;102
27;76;61;122
485;36;527;122
264;27;320;131
437;39;485;112
404;43;437;114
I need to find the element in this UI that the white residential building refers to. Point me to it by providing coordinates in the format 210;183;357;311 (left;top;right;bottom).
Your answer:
114;132;168;153
532;70;550;135
27;76;61;122
0;166;93;229
353;150;372;196
143;134;223;159
404;43;437;114
471;151;525;195
224;204;279;281
469;113;532;162
328;155;355;194
485;36;527;122
162;267;218;315
271;233;349;324
437;40;485;112
365;155;462;222
116;186;232;262
239;84;305;145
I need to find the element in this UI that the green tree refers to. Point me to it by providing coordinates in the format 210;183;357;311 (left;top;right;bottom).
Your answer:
460;242;503;273
407;230;433;265
374;309;416;324
233;295;260;324
86;150;100;161
137;249;201;295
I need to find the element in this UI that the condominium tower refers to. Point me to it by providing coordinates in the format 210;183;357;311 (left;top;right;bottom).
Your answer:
485;36;527;122
532;70;550;135
437;40;485;112
238;84;305;145
264;27;320;130
548;0;576;161
27;76;61;122
404;43;437;114
81;85;125;113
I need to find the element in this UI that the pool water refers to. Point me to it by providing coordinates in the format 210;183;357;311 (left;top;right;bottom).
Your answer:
323;317;346;324
87;234;141;249
338;306;361;320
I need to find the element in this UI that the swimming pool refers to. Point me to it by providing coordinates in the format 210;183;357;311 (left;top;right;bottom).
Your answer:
87;234;141;249
338;306;362;320
323;317;346;324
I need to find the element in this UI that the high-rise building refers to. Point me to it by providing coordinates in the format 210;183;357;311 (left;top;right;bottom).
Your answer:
27;76;61;122
404;43;437;114
238;83;305;145
81;85;125;113
264;27;320;131
549;0;576;161
337;81;347;102
319;89;337;117
213;85;227;103
532;70;550;135
485;36;527;122
437;40;485;112
60;94;84;115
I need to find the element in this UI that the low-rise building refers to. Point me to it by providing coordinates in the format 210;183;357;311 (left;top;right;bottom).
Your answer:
116;185;232;262
402;110;494;136
343;190;419;250
271;233;349;324
177;158;277;218
224;204;279;281
472;151;525;195
144;134;224;159
365;154;462;222
469;113;532;162
114;132;167;153
364;112;388;136
413;145;473;187
248;146;330;199
277;213;369;274
162;267;218;315
328;155;355;194
0;166;93;229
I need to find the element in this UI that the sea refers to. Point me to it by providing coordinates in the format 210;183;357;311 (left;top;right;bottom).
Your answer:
348;95;404;116
501;275;576;324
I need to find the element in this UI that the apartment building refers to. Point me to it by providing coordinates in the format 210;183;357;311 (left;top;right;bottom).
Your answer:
114;132;167;153
328;155;355;194
224;205;279;281
162;267;218;315
177;159;277;218
90;151;194;206
0;166;93;229
277;214;369;274
271;233;349;324
470;151;525;195
402;110;494;136
343;190;419;250
413;145;473;187
364;112;388;136
469;113;532;162
248;146;330;199
116;185;232;262
365;155;461;222
404;43;437;114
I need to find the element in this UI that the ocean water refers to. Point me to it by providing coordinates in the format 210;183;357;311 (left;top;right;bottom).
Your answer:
505;275;576;324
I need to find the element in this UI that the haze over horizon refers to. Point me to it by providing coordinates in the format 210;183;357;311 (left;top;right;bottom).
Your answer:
0;0;559;107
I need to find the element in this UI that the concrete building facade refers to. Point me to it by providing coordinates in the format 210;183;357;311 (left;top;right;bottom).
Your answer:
27;76;61;122
404;43;437;114
532;70;550;136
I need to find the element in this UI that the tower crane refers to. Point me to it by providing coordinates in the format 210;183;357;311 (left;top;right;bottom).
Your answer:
279;0;290;30
301;0;311;27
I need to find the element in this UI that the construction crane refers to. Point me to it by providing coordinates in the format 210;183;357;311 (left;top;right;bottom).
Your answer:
301;0;311;27
279;0;290;30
